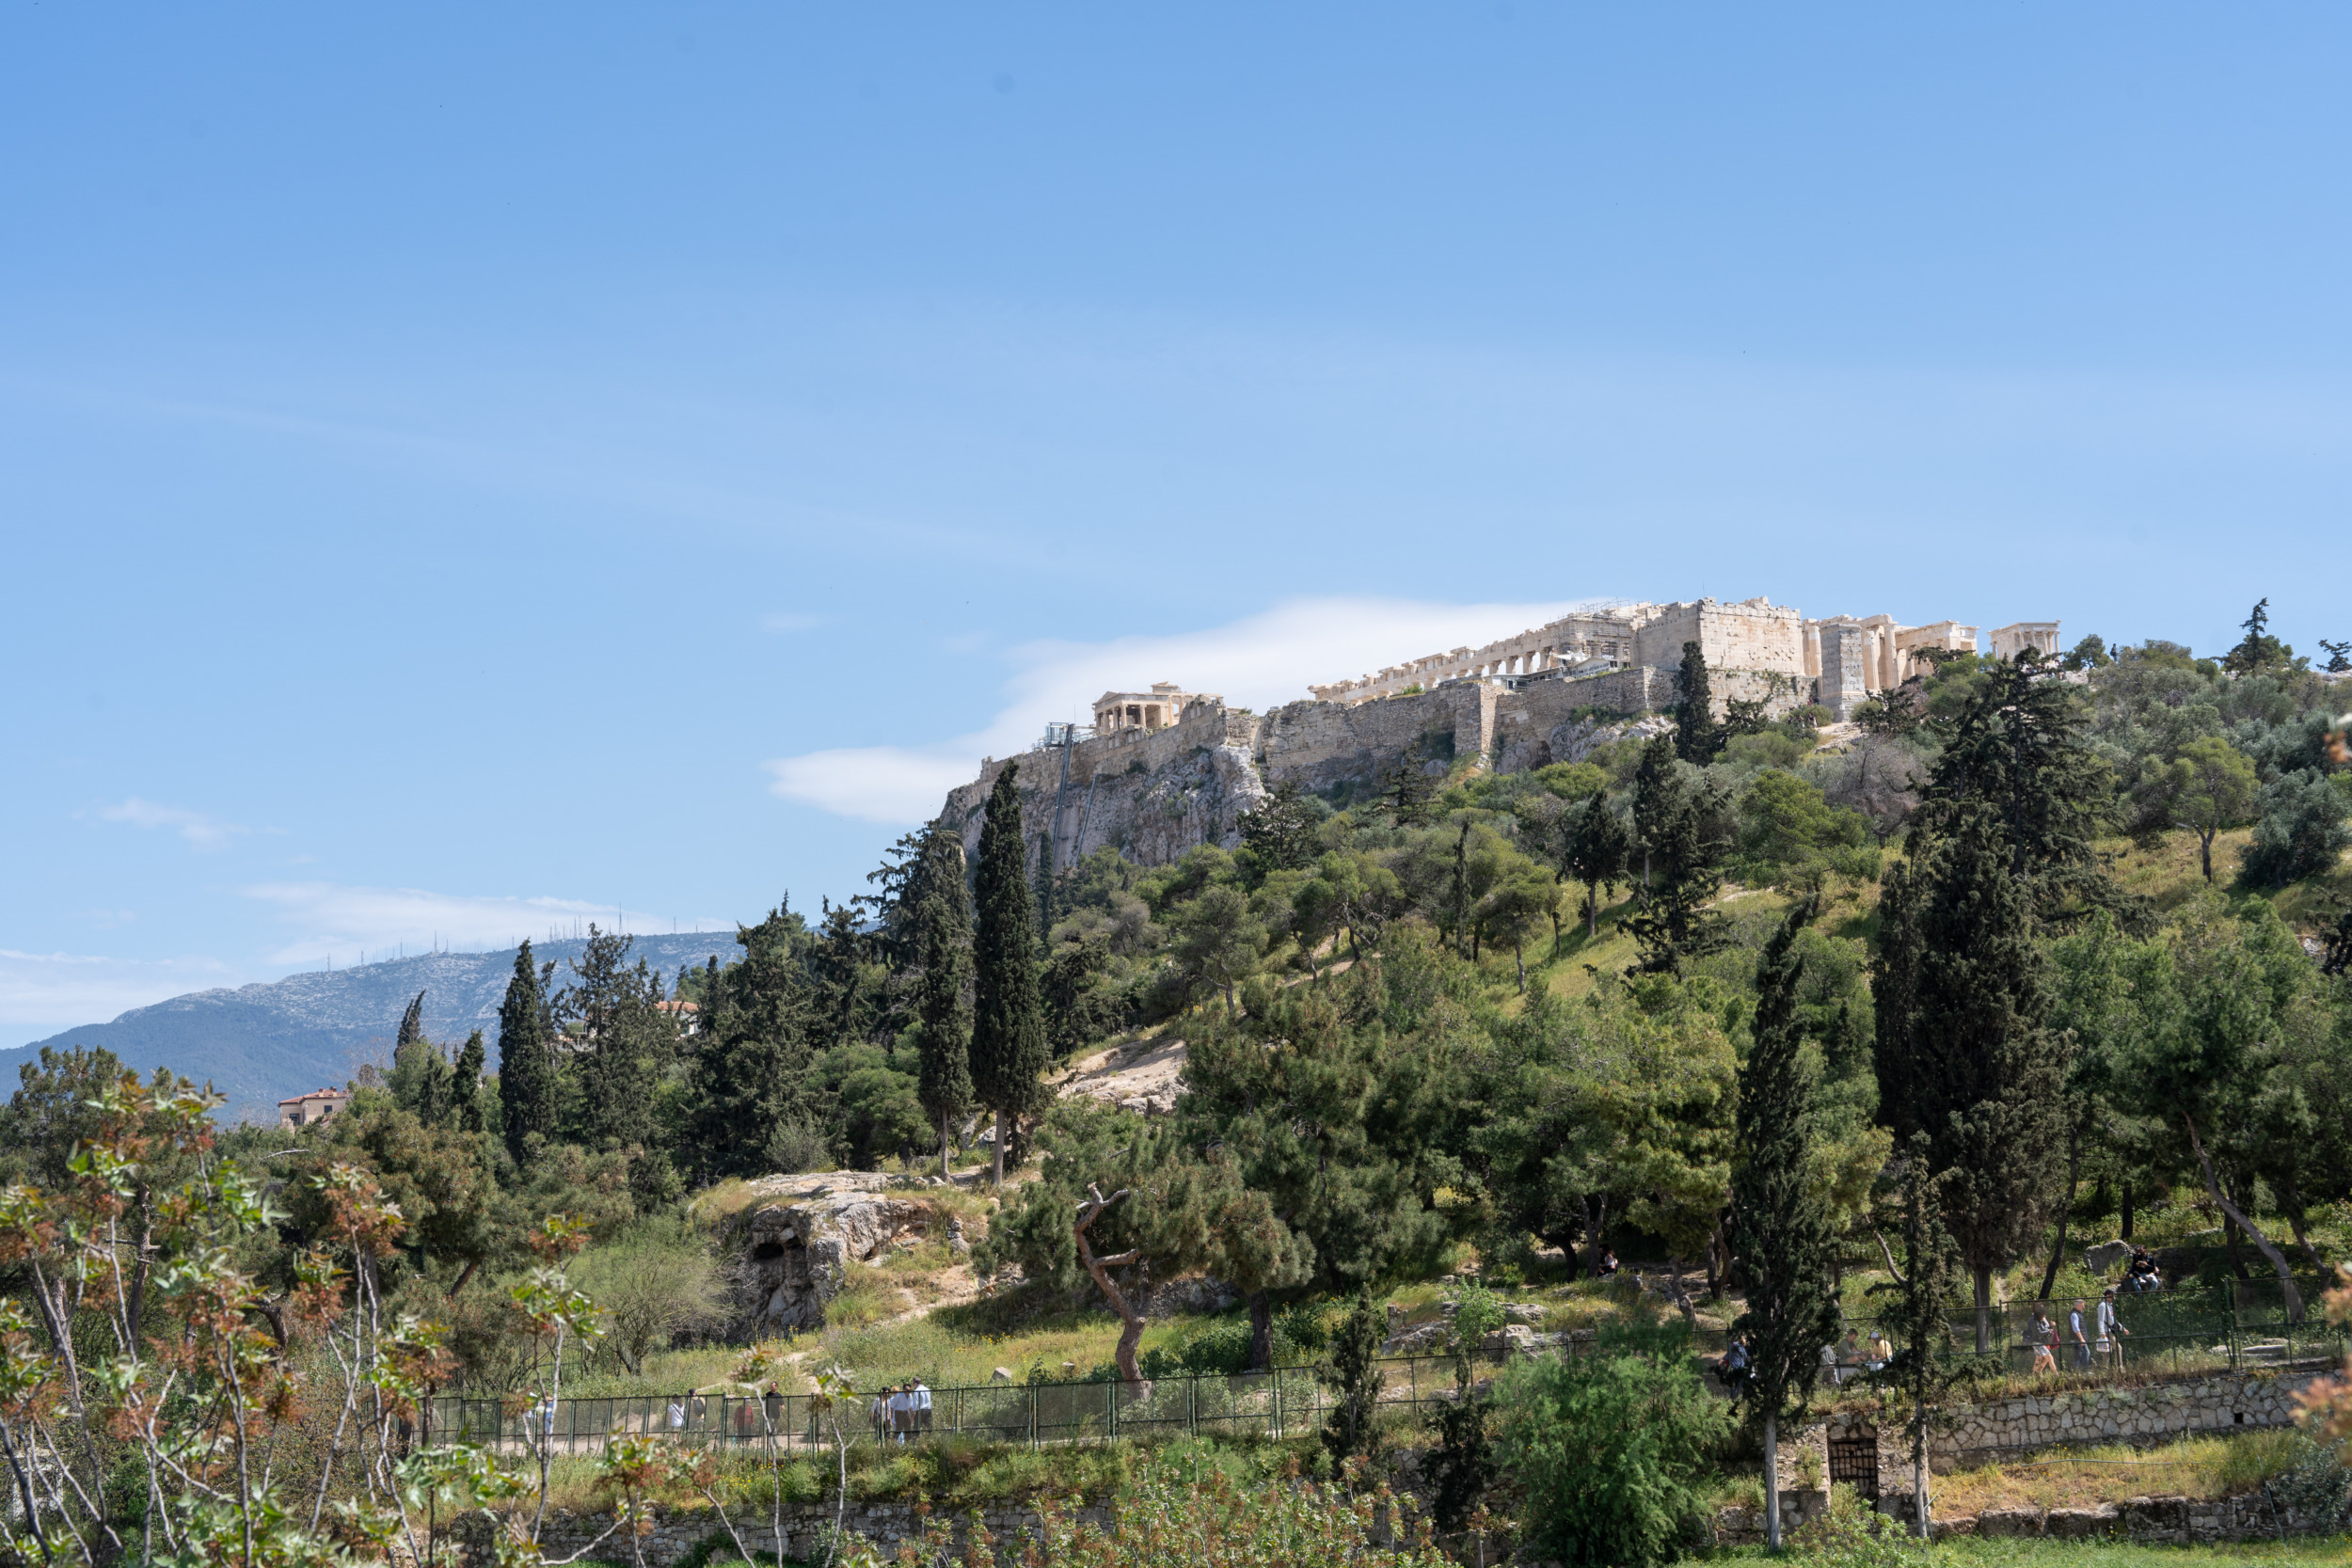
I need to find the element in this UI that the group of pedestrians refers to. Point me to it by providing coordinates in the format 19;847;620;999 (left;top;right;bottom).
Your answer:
2024;1290;2130;1373
872;1380;933;1443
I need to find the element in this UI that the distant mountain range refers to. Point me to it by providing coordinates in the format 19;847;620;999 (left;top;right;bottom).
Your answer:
5;933;740;1123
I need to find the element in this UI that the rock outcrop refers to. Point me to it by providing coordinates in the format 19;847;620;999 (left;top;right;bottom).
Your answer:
727;1172;931;1334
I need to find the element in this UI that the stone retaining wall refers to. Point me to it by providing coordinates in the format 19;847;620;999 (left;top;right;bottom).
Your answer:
483;1497;1120;1567
1713;1492;2333;1546
1835;1369;2324;1470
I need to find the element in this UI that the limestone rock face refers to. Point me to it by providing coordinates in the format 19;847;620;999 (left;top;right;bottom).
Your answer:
729;1172;930;1334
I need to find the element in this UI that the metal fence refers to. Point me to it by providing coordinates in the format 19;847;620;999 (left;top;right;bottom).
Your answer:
423;1354;1509;1457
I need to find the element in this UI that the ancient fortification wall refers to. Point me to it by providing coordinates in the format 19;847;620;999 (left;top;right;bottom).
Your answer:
936;594;2056;869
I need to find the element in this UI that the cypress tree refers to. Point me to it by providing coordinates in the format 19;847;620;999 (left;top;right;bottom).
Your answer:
969;764;1050;1186
914;829;975;1178
1874;809;2065;1350
1867;1133;1968;1538
1626;736;1729;974
1728;899;1839;1550
497;941;557;1165
1675;640;1719;765
452;1030;488;1133
688;905;818;1182
395;990;426;1049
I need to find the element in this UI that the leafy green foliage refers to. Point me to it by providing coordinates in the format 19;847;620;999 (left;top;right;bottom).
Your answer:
971;765;1052;1177
2241;767;2351;886
1492;1316;1729;1568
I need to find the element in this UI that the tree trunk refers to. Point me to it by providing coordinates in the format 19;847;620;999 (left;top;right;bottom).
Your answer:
993;1108;1006;1188
2199;827;2216;881
1664;1258;1700;1329
1073;1187;1150;1386
1246;1289;1274;1374
1973;1262;1994;1354
2039;1131;2079;1301
1587;881;1600;938
2222;1211;2253;1283
940;1109;952;1181
2121;1180;2134;1243
1913;1396;1931;1540
2285;1183;2328;1274
1764;1411;1783;1550
2184;1115;2305;1323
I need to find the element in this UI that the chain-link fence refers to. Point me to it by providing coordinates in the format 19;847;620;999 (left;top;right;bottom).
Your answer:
422;1353;1514;1457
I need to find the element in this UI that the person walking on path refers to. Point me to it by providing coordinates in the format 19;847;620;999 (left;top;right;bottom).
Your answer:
2066;1299;2092;1370
2027;1307;2057;1374
914;1378;933;1437
1722;1336;1751;1405
2096;1288;2129;1370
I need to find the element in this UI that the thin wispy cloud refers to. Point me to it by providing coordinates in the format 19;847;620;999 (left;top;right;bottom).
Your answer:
241;882;686;967
0;948;234;1034
765;594;1595;825
95;798;246;850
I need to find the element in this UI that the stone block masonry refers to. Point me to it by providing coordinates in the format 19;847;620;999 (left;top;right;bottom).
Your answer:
938;592;2058;870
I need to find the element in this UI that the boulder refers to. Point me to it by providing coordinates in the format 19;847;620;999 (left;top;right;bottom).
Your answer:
1479;1323;1542;1355
730;1171;930;1334
2045;1506;2118;1540
991;1368;1014;1384
2083;1239;2132;1276
1502;1302;1548;1324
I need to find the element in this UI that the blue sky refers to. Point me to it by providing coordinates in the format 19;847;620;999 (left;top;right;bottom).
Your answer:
6;5;2351;1046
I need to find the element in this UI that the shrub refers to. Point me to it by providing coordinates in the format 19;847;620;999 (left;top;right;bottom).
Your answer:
1491;1319;1729;1568
2239;767;2351;886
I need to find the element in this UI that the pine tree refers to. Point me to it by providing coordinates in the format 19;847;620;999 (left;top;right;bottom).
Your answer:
497;941;557;1165
914;829;975;1178
1727;899;1839;1550
1872;810;2065;1349
1321;1288;1388;1476
1675;640;1719;765
969;764;1051;1186
452;1030;488;1133
1559;789;1629;937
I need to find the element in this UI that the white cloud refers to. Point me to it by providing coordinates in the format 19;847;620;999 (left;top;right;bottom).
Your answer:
96;797;246;850
240;883;678;967
765;594;1596;825
0;949;235;1037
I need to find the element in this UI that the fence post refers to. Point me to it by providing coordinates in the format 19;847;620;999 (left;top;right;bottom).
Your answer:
1273;1379;1282;1441
1189;1374;1198;1436
1028;1383;1038;1450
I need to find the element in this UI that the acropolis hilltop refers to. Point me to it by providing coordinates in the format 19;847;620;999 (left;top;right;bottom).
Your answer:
945;595;2058;874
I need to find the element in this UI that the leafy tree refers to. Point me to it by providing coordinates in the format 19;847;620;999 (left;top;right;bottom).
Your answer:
1675;640;1718;765
1381;760;1439;826
977;1100;1306;1384
1041;931;1123;1053
1872;812;2065;1349
2240;768;2352;886
808;1040;930;1168
970;763;1052;1184
1736;768;1872;882
1321;1288;1388;1477
913;832;975;1177
809;898;874;1045
1473;862;1557;991
498;940;558;1166
0;1044;130;1187
1727;899;1838;1549
389;1029;453;1129
1169;882;1265;1013
1559;789;1629;938
2151;736;2260;881
2320;638;2351;674
2061;634;2110;672
688;904;819;1182
1492;1317;1730;1568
